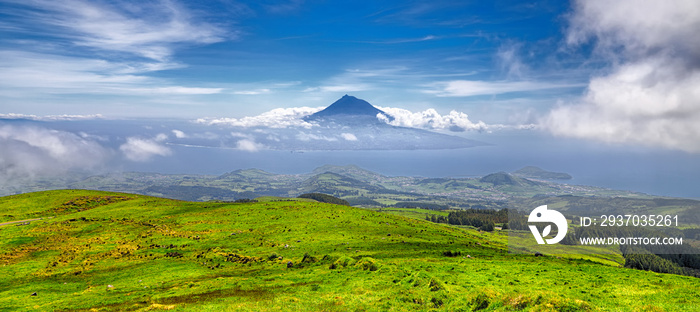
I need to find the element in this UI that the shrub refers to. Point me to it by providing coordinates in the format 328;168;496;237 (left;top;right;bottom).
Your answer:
471;293;490;311
301;253;318;264
429;278;445;292
479;221;495;232
442;250;462;257
330;256;356;269
355;257;379;271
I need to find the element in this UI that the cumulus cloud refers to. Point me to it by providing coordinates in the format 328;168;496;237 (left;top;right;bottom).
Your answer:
377;107;488;132
0;124;110;184
197;104;496;133
544;0;700;153
196;107;323;128
119;136;172;162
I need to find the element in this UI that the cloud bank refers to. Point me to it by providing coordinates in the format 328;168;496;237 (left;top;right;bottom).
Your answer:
545;0;700;153
196;107;323;128
119;135;172;162
0;124;110;184
197;105;492;132
236;139;265;152
378;107;488;132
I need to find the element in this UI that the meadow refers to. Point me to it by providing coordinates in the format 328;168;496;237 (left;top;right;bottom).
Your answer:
0;190;698;311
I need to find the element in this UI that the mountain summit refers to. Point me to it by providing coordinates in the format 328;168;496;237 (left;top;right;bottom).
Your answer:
305;95;392;121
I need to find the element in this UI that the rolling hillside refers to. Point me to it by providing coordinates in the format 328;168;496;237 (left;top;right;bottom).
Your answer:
0;190;698;311
0;165;650;205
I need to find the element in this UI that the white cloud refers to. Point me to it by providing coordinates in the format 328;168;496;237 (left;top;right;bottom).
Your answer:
340;133;358;141
377;106;488;132
233;89;271;95
0;1;227;109
131;86;223;95
0;124;110;183
266;134;281;142
119;136;172;161
545;0;700;153
236;139;265;152
424;80;582;97
197;104;501;133
302;67;407;94
314;84;371;93
0;112;104;121
79;131;109;141
196;107;324;128
565;0;700;57
296;132;338;142
11;0;226;62
171;129;187;138
0;51;223;98
230;132;251;139
302;67;480;96
154;133;169;142
497;42;527;78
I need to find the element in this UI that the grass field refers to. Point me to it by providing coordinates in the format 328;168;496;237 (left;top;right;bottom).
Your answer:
0;190;698;311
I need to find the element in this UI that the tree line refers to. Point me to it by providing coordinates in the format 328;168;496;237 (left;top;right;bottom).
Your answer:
426;208;510;232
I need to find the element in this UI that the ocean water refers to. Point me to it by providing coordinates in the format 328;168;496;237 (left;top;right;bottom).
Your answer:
122;130;700;199
3;118;697;198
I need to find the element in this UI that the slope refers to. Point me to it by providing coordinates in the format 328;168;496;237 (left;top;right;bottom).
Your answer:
0;190;697;311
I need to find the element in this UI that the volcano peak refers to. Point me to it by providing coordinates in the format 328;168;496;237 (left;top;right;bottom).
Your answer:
305;95;391;121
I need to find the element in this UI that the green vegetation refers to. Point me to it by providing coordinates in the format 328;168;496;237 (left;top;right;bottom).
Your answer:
513;166;572;180
1;165;651;206
394;201;449;210
0;190;698;311
297;193;349;206
621;246;697;277
345;196;383;207
480;172;541;187
426;209;509;229
508;196;700;224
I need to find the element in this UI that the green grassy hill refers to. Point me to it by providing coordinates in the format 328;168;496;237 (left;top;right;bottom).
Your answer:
0;190;698;311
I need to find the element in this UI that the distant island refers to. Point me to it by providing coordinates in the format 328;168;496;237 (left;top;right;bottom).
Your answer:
512;166;572;180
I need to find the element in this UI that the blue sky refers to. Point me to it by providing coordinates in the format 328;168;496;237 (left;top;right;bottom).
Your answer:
1;0;700;197
0;0;589;122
